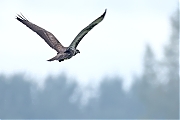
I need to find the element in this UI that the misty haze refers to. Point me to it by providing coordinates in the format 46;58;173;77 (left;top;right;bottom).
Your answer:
0;0;179;119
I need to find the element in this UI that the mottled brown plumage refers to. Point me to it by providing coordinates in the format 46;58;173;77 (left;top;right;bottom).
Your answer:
16;9;106;62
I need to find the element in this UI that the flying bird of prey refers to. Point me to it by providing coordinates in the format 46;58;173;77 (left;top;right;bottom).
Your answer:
16;9;107;62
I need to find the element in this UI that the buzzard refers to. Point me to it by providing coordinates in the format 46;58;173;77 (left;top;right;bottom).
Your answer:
16;9;106;62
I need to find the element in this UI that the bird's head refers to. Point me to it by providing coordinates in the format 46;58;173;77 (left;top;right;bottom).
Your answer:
65;47;80;56
75;49;80;55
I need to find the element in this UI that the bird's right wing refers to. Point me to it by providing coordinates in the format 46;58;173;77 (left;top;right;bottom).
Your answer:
16;14;64;53
68;9;107;49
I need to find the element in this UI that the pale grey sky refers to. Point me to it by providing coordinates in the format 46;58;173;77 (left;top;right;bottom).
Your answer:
0;0;177;89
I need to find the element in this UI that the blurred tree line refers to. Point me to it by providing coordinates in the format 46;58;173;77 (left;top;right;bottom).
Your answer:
0;10;179;119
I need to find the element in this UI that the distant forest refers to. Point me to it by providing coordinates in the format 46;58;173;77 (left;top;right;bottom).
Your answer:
0;10;179;119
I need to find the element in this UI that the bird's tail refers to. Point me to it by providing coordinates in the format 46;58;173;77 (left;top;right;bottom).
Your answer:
47;55;59;62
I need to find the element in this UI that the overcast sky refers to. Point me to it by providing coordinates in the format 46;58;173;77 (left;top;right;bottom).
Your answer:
0;0;177;89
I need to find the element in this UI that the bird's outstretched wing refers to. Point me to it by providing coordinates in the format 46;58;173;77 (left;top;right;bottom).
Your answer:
16;14;64;53
68;9;107;49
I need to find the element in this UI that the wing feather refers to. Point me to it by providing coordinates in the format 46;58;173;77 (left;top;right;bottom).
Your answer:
69;9;107;49
16;14;64;52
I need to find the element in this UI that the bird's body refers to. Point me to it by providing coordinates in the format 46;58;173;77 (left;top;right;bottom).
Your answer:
16;9;106;62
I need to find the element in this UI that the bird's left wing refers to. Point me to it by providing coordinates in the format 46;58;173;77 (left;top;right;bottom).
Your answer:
68;9;107;49
16;14;64;53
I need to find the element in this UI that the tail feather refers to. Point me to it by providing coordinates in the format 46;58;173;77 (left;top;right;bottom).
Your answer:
47;53;70;62
47;55;59;61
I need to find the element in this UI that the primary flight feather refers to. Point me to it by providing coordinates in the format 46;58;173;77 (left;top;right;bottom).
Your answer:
16;9;107;62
